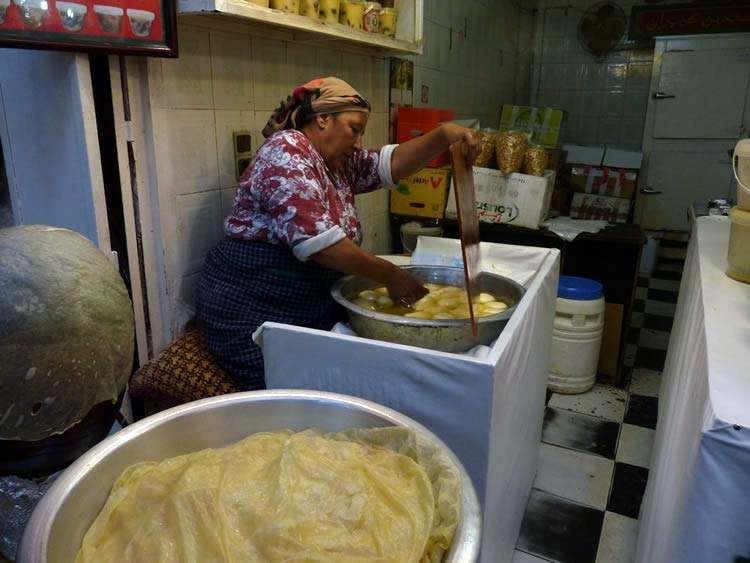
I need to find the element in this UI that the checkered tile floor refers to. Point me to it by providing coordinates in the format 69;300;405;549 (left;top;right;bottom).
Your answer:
513;241;686;563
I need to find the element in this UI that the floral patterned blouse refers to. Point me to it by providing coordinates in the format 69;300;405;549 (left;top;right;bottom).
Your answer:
225;130;396;261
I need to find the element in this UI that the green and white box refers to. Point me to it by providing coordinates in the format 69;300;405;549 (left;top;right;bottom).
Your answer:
446;168;555;230
499;105;565;148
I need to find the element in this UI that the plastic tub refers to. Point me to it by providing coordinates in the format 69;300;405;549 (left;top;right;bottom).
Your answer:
339;0;365;28
318;0;339;21
727;207;750;284
379;6;397;37
548;276;605;394
269;0;299;13
400;221;443;254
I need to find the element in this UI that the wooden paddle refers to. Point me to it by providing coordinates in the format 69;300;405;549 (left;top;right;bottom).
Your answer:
449;140;481;336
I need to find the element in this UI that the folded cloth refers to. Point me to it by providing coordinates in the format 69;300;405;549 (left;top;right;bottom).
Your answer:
543;216;610;242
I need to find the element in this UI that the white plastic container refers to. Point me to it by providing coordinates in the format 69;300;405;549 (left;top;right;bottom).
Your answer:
727;206;750;284
548;276;605;394
400;221;443;254
640;234;660;275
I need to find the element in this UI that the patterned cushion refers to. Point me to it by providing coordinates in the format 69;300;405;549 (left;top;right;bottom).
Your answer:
130;329;240;406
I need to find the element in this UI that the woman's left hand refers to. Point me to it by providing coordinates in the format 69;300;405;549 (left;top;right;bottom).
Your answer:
441;124;482;165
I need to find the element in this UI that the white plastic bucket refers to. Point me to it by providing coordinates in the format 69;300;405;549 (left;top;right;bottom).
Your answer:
548;276;605;394
640;235;660;275
400;221;443;254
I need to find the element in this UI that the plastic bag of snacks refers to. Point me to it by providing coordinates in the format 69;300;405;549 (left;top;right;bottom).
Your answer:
523;145;548;177
495;130;528;174
473;128;499;169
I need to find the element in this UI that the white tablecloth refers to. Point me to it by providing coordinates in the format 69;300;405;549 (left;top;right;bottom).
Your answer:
255;240;560;563
636;216;750;563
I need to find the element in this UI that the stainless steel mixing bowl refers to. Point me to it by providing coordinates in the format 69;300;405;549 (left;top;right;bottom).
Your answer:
18;390;481;563
331;265;526;353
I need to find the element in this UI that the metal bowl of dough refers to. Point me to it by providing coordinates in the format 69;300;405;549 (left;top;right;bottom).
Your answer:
331;265;526;353
18;390;481;563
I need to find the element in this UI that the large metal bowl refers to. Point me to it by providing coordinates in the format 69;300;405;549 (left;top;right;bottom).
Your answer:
331;265;526;353
18;390;481;563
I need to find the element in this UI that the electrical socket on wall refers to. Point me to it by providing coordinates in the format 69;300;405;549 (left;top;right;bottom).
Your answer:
233;131;252;181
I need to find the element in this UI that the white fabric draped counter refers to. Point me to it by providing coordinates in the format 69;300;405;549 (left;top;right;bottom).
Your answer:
255;238;560;563
636;216;750;563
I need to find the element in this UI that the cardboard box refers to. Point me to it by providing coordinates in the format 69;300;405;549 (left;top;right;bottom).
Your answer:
569;166;638;199
499;105;565;148
397;107;455;167
570;192;632;223
598;302;624;380
445;168;555;229
562;144;605;166
546;148;567;172
390;167;451;218
549;188;572;217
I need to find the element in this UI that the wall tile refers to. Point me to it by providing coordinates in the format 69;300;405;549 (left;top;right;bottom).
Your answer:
621;117;645;146
579;91;603;116
220;187;237;219
210;31;253;110
286;43;318;91
157;26;213;109
156;109;219;196
215;110;253;189
579;116;599;144
252;37;287;111
176;190;224;276
602;90;625;116
624;90;648;117
316;47;343;81
626;62;652;91
341;52;371;98
598;117;622;146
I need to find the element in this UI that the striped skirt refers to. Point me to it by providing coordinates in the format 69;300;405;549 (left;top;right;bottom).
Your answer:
197;238;345;390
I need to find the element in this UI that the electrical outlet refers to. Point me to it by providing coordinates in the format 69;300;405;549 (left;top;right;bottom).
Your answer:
233;131;252;156
236;155;252;181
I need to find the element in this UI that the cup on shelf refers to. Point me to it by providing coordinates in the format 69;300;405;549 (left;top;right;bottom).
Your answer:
299;0;318;18
339;0;365;29
379;6;397;37
269;0;300;13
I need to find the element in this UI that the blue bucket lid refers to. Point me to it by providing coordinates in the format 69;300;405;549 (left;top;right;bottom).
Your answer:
558;276;604;300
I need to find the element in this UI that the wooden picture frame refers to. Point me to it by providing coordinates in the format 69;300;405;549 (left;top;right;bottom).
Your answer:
0;0;177;57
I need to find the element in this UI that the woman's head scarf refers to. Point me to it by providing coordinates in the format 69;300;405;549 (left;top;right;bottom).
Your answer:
262;76;371;138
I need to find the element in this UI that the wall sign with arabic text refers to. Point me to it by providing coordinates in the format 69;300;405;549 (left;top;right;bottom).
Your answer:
629;3;750;42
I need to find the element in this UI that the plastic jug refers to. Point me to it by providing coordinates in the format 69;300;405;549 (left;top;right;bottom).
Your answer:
732;138;750;211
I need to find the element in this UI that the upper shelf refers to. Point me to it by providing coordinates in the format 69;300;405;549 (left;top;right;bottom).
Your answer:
177;0;423;55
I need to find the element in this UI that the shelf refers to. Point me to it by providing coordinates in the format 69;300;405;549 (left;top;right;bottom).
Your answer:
178;0;423;55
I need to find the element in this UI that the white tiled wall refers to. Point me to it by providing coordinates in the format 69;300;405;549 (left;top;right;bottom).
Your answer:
147;25;391;311
529;0;654;150
412;0;527;127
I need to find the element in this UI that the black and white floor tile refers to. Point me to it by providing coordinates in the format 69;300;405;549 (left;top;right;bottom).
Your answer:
513;241;686;563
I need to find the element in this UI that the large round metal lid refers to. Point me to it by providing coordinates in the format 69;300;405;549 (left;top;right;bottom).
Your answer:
558;275;603;300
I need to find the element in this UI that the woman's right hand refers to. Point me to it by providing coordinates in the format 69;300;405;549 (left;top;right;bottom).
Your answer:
385;265;428;306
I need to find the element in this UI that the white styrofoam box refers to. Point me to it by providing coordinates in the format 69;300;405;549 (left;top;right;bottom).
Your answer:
251;37;287;111
214;109;253;188
604;147;644;169
153;26;213;109
445;168;555;230
210;31;253;111
155;108;219;196
176;190;224;276
563;143;605;165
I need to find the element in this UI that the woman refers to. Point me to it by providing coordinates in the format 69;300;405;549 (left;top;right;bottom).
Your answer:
198;77;479;390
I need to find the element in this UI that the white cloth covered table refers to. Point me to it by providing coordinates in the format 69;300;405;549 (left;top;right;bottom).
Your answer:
254;239;560;563
636;216;750;563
